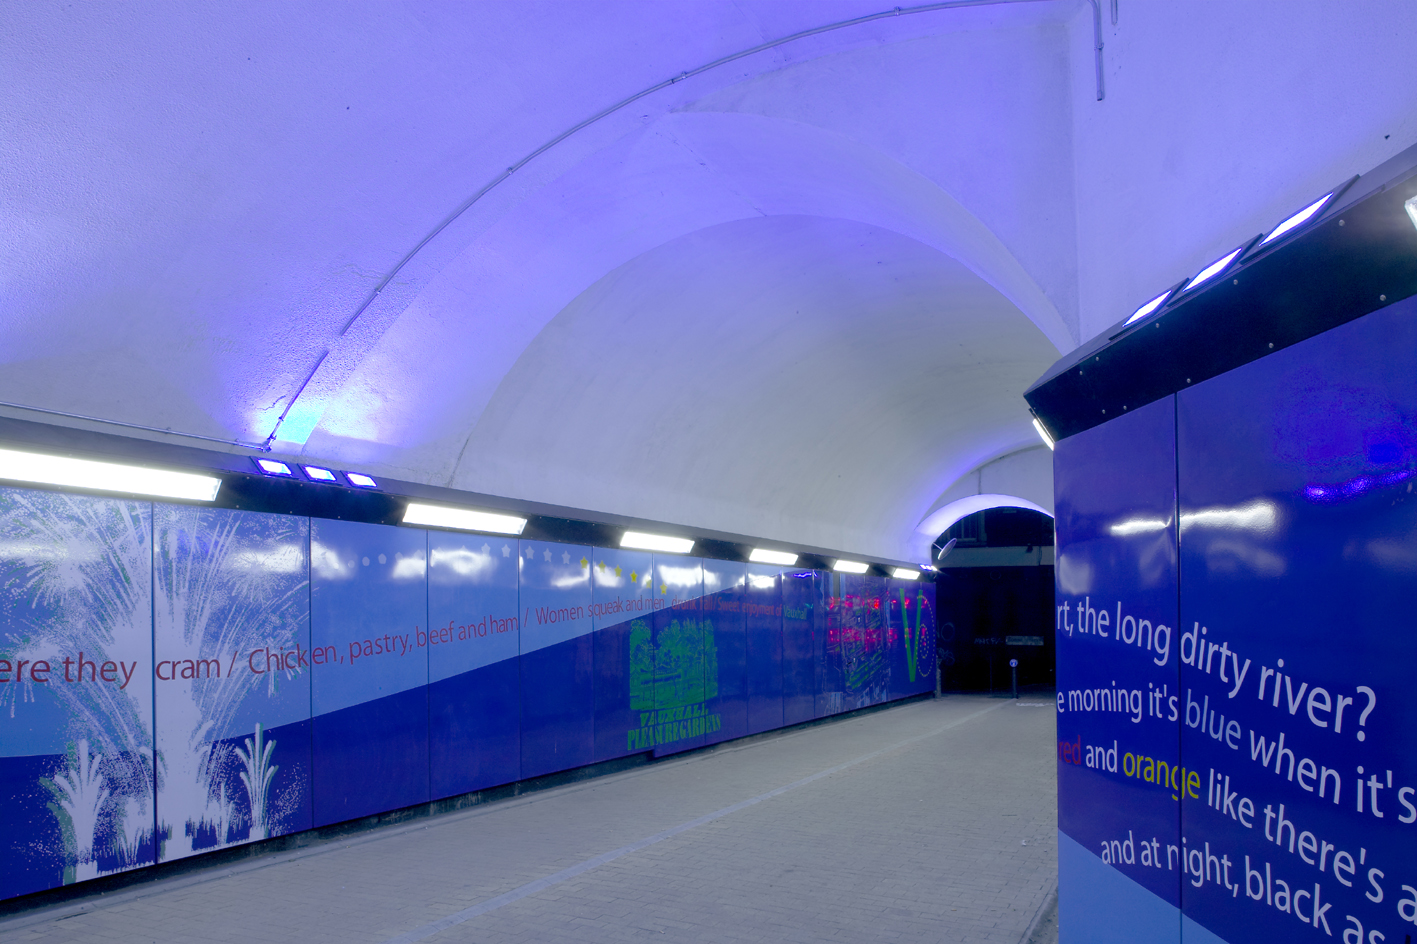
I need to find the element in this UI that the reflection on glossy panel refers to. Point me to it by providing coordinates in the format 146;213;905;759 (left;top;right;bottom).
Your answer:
781;571;817;726
701;559;748;745
745;563;784;734
649;556;707;756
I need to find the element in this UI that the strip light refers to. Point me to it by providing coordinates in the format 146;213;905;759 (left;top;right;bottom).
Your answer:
833;560;868;574
345;472;378;488
890;567;921;580
403;502;527;535
0;447;221;502
749;548;798;566
1032;417;1055;451
303;465;337;483
621;531;694;554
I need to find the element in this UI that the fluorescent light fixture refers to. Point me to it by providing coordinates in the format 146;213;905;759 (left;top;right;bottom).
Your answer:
1123;288;1175;327
254;458;295;476
1261;192;1335;246
302;465;337;483
833;560;868;574
344;472;378;488
749;548;798;566
1406;195;1417;233
402;502;527;535
890;567;921;580
1032;417;1055;451
620;531;694;554
1181;245;1247;294
0;447;221;502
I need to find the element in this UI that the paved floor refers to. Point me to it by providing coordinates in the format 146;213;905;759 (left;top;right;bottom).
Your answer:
1;695;1058;944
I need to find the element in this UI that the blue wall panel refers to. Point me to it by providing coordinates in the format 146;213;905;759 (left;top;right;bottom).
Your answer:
309;519;428;826
591;548;653;763
834;575;890;711
1171;299;1417;944
887;578;936;700
427;532;520;799
1054;396;1181;944
701;559;747;746
650;557;707;756
744;564;784;735
780;571;817;727
0;485;938;903
517;540;593;779
0;490;155;898
153;506;311;861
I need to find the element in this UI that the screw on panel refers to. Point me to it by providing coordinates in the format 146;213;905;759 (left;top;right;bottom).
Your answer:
1269;343;1274;348
1380;295;1387;301
1339;219;1346;226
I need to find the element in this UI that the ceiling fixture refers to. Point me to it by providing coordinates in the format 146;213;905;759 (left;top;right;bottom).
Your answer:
1405;194;1417;233
253;458;295;476
890;567;921;580
1179;238;1259;295
620;531;694;554
302;465;337;483
1122;287;1177;327
403;502;527;535
344;472;378;489
749;548;798;566
833;560;868;574
1261;192;1336;246
0;447;221;502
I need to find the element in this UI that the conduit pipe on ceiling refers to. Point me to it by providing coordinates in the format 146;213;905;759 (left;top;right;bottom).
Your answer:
260;0;1108;448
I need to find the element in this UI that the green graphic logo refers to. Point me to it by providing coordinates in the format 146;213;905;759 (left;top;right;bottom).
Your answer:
626;616;720;750
901;590;927;682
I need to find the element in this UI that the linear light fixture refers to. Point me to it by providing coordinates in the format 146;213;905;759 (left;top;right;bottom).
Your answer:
0;447;221;502
890;567;921;580
344;472;378;489
403;502;527;535
749;548;798;566
833;560;868;574
302;465;337;483
1032;417;1055;451
1406;194;1417;233
1123;287;1176;327
621;531;694;554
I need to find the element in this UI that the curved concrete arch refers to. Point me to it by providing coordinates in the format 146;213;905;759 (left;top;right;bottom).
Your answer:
298;109;1071;481
917;494;1054;549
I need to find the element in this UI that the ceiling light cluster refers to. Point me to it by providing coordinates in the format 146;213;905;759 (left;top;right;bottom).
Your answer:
1121;178;1356;331
252;457;378;489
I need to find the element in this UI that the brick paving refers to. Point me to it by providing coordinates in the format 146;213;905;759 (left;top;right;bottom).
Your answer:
1;695;1058;944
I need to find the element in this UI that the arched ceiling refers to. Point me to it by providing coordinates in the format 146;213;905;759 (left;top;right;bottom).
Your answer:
4;1;1416;563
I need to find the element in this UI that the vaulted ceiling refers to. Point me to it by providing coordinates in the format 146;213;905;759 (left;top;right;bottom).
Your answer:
4;0;1415;562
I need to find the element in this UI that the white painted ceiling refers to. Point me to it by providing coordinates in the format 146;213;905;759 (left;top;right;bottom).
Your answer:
3;0;1415;562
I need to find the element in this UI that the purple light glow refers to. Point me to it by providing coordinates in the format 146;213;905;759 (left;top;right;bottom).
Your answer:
1304;467;1415;503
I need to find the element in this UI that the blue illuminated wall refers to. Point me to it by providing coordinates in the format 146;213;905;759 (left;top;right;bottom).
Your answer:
1054;297;1417;944
0;497;934;903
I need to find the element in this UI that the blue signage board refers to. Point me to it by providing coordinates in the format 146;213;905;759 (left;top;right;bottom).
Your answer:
517;539;593;779
153;506;311;861
744;564;784;735
1054;396;1182;944
1172;297;1417;944
701;559;747;746
427;531;520;799
590;547;654;763
309;518;429;826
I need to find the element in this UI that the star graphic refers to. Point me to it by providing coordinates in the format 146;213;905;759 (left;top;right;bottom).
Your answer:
615;566;622;577
543;549;552;562
630;571;637;583
597;560;606;573
502;545;511;558
660;583;667;594
562;551;570;564
525;547;534;559
481;543;490;555
580;557;589;569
